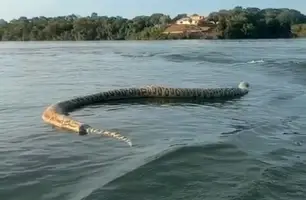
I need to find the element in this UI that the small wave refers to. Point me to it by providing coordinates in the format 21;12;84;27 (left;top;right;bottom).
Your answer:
286;60;306;69
247;60;264;64
232;161;306;200
115;50;240;64
115;51;162;58
262;59;306;69
162;53;235;64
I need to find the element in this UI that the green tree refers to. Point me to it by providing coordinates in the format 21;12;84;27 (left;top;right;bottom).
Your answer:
0;7;305;41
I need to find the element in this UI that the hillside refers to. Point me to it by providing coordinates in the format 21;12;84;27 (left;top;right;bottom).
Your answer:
161;22;218;39
162;24;212;34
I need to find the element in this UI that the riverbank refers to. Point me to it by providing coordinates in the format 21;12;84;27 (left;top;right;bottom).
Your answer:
0;6;306;41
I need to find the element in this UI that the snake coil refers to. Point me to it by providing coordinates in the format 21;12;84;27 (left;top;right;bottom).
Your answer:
42;81;250;147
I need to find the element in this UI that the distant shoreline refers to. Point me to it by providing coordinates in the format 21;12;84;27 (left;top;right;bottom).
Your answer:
0;6;305;41
0;36;304;42
0;38;304;42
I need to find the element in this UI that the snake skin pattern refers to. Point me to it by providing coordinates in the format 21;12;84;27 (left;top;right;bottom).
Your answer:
42;81;250;147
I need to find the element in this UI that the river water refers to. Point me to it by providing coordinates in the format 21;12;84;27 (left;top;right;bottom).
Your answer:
1;39;306;200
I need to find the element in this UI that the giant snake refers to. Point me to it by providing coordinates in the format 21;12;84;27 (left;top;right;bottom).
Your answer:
42;82;250;147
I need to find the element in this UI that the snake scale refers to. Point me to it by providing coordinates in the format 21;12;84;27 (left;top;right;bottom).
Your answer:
42;81;250;147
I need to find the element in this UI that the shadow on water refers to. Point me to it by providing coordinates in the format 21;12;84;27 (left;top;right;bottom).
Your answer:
87;97;243;108
82;142;306;200
114;48;238;64
161;52;236;64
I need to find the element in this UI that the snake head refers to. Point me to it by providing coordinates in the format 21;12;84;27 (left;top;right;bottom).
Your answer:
238;81;250;90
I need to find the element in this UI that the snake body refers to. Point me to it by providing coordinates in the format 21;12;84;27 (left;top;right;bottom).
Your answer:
42;82;250;147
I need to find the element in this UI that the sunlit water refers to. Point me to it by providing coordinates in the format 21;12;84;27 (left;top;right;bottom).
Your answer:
1;39;306;200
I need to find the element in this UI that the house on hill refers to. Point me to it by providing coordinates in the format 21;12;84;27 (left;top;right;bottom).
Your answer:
175;14;205;25
162;14;217;36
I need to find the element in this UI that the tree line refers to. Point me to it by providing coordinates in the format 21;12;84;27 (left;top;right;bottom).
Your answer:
0;6;305;41
207;7;306;39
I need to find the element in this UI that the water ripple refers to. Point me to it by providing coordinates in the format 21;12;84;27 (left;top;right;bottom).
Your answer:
1;39;306;200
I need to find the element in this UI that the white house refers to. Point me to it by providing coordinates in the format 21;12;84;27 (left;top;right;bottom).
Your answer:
175;15;205;25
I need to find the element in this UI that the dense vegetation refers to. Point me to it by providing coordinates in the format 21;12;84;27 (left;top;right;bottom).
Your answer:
207;7;306;39
0;6;305;41
291;24;306;37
